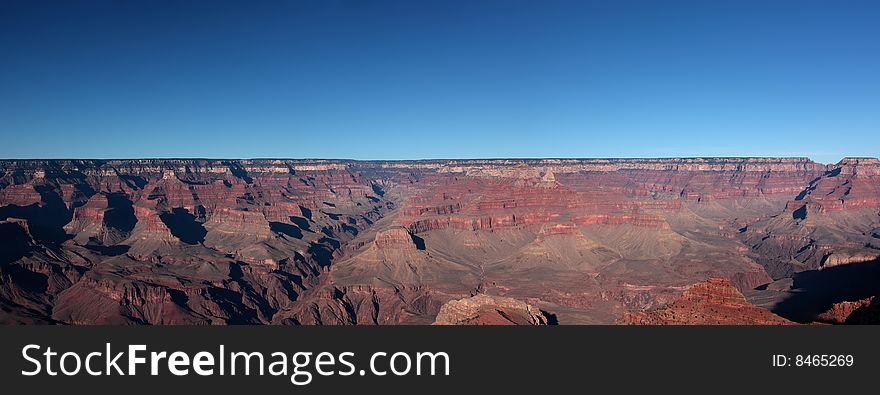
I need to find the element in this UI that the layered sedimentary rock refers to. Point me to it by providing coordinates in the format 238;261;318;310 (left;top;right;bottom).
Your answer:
0;159;392;324
2;157;879;324
620;278;794;325
63;193;108;241
374;226;419;250
741;158;880;279
816;297;875;324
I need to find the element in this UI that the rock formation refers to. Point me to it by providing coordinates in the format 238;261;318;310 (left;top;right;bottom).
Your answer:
433;294;553;325
620;278;794;325
374;226;419;250
816;297;876;324
1;157;879;324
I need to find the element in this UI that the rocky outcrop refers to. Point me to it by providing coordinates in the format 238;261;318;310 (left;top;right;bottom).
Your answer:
64;193;108;239
374;226;419;250
433;294;553;325
204;208;271;242
836;157;880;176
787;157;880;213
275;285;444;325
816;297;875;324
620;278;794;325
823;251;880;268
0;184;42;207
134;202;174;237
841;298;880;324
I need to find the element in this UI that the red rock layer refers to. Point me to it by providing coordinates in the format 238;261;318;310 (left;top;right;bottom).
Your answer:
816;297;875;324
785;158;880;214
64;193;108;236
0;184;42;206
374;226;418;250
620;278;794;325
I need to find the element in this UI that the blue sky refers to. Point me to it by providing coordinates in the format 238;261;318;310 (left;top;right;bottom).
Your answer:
1;0;878;163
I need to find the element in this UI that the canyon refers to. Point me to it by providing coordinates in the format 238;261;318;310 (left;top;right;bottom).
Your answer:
1;157;879;325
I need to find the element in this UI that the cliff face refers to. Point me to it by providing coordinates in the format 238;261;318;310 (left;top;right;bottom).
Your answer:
740;157;880;279
1;157;878;324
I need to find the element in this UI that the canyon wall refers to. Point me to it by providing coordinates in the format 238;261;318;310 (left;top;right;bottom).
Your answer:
2;157;878;324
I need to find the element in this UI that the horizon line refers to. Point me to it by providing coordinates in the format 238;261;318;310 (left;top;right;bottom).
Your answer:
1;155;877;166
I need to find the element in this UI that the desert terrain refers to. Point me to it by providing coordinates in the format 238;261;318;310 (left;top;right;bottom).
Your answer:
2;157;879;325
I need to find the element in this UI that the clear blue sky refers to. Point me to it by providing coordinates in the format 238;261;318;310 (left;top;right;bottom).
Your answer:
1;0;878;163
